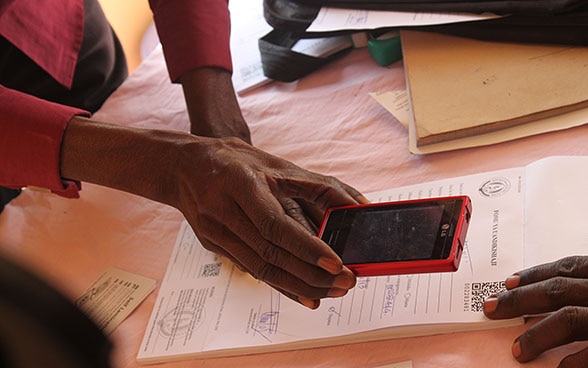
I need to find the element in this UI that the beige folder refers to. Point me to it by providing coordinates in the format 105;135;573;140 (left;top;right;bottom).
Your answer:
401;30;588;147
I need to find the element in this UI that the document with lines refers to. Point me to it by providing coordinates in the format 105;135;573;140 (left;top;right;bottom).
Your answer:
137;156;587;365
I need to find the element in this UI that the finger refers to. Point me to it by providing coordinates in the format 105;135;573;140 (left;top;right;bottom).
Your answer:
512;306;588;363
271;175;368;235
279;197;317;234
195;214;356;296
484;277;588;319
270;175;366;211
508;256;588;289
291;198;323;230
198;236;250;273
234;178;348;275
559;346;588;368
294;191;369;235
270;284;321;310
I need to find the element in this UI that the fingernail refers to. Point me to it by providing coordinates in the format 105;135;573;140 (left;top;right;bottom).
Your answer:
356;195;370;204
299;297;319;309
512;340;522;358
484;296;498;314
505;274;520;289
328;288;349;298
334;273;355;289
318;256;342;274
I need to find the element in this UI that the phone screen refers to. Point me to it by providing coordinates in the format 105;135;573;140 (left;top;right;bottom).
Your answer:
320;198;463;265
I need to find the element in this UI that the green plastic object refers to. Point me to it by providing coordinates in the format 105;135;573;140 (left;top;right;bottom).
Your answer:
368;32;402;66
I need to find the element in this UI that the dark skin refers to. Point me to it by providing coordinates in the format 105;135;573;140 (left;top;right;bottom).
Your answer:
484;256;588;367
60;67;367;310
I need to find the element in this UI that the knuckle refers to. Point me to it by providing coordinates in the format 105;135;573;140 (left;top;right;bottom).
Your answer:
555;306;584;336
251;249;292;285
323;175;341;189
555;256;588;276
544;277;570;308
258;244;288;270
258;213;307;257
496;289;517;310
309;177;338;205
323;175;339;186
258;213;282;240
280;198;299;213
253;262;277;283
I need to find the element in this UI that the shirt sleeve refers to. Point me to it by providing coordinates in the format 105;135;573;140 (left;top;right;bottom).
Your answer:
0;85;89;198
149;0;232;82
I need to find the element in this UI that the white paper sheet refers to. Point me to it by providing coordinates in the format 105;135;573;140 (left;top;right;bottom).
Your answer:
229;0;273;94
522;156;588;267
308;8;502;32
139;158;570;364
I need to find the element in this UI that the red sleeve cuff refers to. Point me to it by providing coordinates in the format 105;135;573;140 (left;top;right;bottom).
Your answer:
150;0;232;82
0;85;89;198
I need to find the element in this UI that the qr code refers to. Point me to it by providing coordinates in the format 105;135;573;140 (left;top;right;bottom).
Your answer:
201;262;222;277
470;281;506;312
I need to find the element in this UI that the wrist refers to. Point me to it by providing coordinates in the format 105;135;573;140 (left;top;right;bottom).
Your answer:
60;116;205;207
180;67;251;143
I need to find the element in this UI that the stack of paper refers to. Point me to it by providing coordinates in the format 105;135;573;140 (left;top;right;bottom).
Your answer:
136;156;588;365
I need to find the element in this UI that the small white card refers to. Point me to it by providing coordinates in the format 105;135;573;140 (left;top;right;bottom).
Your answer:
75;267;156;334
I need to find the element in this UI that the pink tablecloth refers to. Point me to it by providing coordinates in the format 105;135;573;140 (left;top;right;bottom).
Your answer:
1;46;587;368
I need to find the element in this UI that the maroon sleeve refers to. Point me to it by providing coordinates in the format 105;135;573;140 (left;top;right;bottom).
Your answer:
149;0;232;82
0;85;89;198
0;0;16;17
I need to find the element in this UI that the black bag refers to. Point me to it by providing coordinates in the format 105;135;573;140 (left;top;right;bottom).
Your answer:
259;0;588;81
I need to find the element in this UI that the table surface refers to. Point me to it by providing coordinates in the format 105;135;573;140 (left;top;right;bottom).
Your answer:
1;45;587;368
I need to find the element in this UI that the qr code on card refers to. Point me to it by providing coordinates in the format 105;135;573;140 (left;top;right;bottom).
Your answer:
465;281;506;312
201;262;222;278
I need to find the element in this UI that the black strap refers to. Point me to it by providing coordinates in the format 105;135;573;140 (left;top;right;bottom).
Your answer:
259;30;351;82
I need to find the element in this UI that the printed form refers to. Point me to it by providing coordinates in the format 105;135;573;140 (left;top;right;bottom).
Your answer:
137;156;587;364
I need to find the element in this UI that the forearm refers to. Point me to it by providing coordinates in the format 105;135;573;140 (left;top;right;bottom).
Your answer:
60;116;196;207
60;116;364;308
180;67;251;144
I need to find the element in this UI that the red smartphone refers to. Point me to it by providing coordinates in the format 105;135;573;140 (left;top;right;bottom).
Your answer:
318;196;472;277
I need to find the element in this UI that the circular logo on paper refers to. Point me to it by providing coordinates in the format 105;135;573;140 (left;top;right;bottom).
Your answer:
478;177;511;198
157;306;205;339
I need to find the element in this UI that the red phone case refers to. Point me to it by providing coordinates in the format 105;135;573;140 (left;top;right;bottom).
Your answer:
319;196;472;277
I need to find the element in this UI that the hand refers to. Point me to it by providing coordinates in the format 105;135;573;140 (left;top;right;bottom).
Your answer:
172;136;368;309
61;118;367;309
177;67;366;307
483;256;588;367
